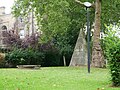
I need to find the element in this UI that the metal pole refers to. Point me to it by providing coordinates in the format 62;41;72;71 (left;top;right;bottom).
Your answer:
86;8;90;73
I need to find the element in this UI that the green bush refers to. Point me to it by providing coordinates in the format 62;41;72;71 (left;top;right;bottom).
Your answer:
5;48;44;67
38;42;63;66
21;48;44;65
43;49;61;67
5;49;23;67
108;42;120;86
103;25;120;86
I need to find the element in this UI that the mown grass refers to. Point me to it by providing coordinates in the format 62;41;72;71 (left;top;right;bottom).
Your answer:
0;67;119;90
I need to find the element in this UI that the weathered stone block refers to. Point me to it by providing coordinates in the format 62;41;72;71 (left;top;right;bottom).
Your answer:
0;53;5;63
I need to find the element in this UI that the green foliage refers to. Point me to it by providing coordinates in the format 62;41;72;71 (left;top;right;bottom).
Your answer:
5;48;44;66
12;0;120;68
5;43;63;67
39;43;61;66
5;49;23;66
43;50;61;66
108;42;120;86
12;0;120;44
12;1;79;66
12;0;120;42
103;25;120;86
101;0;120;25
0;48;9;53
20;48;44;65
12;0;95;66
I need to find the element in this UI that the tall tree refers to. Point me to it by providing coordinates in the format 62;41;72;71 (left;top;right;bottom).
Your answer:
92;0;120;67
91;0;104;67
74;0;104;67
72;0;120;67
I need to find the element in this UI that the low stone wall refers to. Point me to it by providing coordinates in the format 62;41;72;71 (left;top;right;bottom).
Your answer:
0;53;5;63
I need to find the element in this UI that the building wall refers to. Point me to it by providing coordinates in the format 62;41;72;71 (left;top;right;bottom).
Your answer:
0;7;37;48
0;7;5;15
0;14;15;30
0;7;16;48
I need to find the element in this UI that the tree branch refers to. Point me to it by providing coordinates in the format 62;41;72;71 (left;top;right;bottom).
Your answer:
91;3;95;8
75;0;84;7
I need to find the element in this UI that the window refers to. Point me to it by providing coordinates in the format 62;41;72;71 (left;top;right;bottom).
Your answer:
1;25;7;30
19;30;25;39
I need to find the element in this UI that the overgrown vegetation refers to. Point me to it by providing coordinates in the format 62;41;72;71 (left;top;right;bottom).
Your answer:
5;48;44;67
11;0;120;68
2;31;62;67
103;25;120;86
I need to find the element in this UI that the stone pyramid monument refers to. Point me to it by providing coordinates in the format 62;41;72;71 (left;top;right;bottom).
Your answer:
69;29;87;66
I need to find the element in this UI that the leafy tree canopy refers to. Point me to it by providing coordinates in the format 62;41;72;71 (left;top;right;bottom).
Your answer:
12;0;120;39
12;0;120;54
12;0;88;42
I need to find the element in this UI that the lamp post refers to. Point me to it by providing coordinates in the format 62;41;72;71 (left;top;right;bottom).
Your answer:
83;2;92;73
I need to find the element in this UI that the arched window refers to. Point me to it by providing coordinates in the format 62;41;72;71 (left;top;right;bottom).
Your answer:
1;25;7;30
1;25;7;37
19;30;25;39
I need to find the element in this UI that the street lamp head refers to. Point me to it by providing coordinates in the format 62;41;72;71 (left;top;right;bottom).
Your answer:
84;2;92;8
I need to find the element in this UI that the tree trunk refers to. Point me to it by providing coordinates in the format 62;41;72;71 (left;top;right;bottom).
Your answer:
91;0;104;67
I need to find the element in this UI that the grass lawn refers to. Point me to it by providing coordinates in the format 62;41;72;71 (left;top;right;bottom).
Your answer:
0;67;119;90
